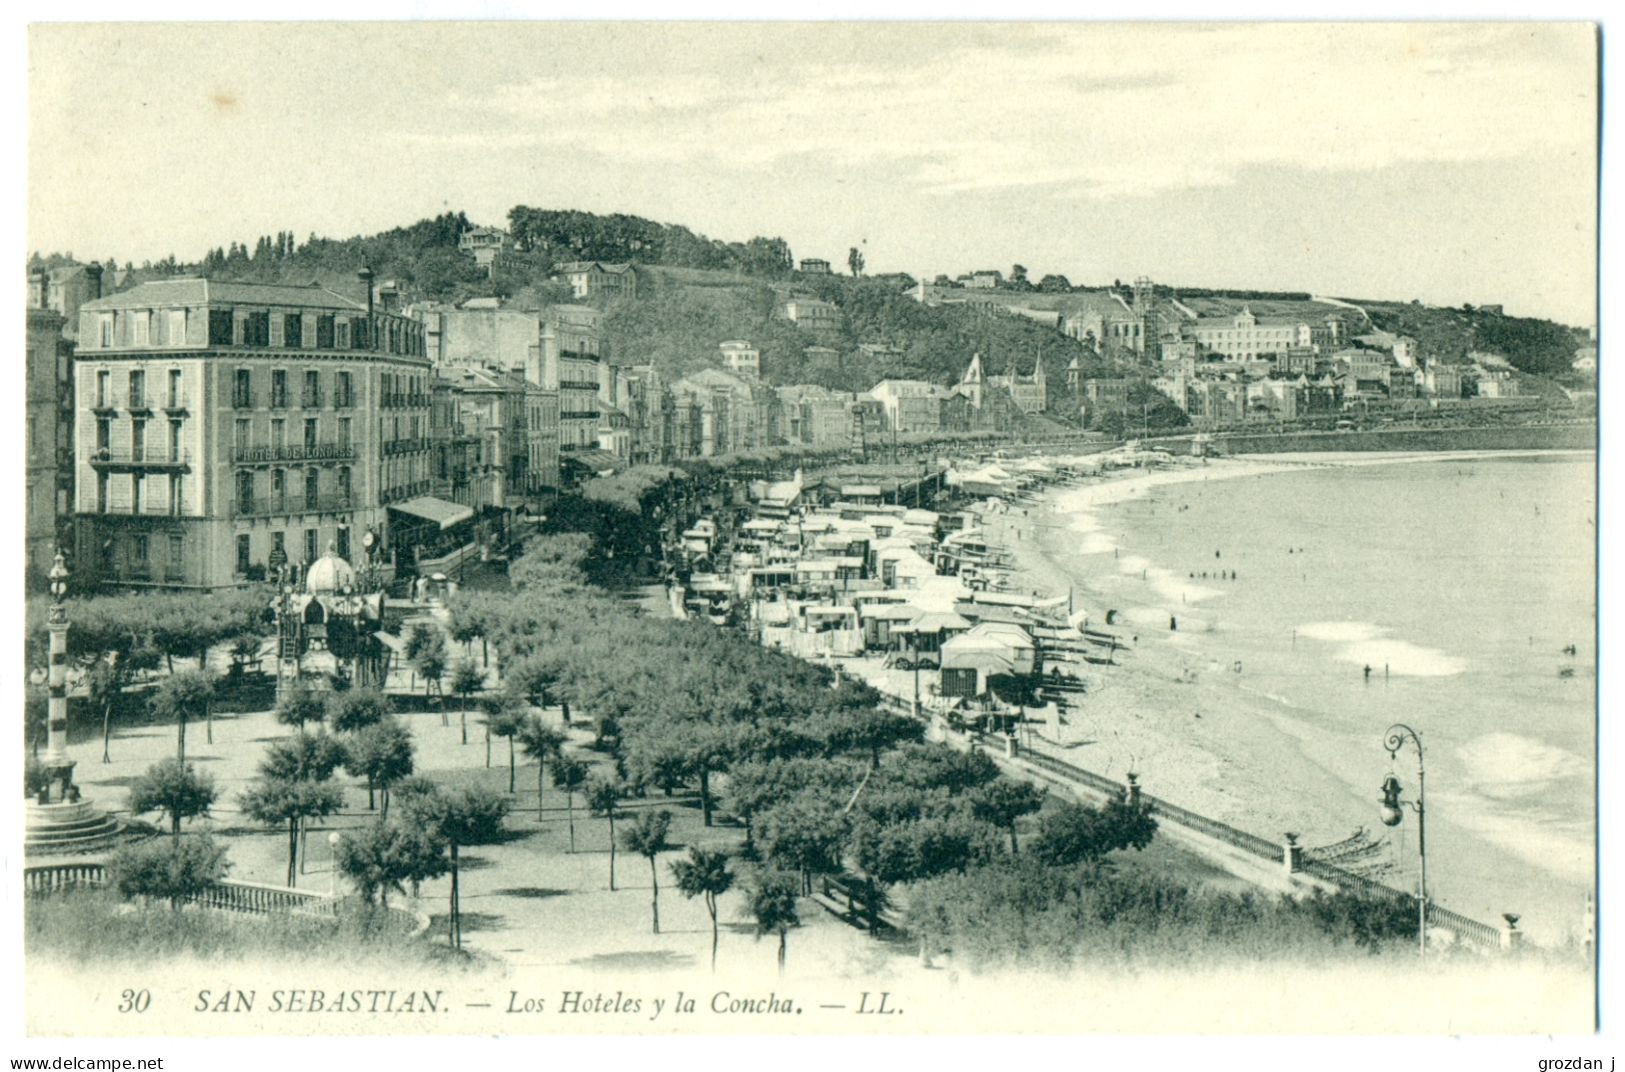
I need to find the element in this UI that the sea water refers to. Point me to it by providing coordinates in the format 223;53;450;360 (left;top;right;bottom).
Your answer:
1067;453;1596;945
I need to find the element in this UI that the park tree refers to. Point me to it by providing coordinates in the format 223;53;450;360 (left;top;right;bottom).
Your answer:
342;717;416;815
336;818;448;912
670;847;734;970
969;778;1047;854
756;794;848;895
748;870;800;974
405;624;448;723
487;701;526;792
550;753;588;852
619;808;672;934
239;733;347;886
85;658;121;764
108;834;229;912
448;659;484;746
1030;790;1158;868
275;686;328;734
398;783;510;948
848;246;865;277
149;669;214;764
127;758;218;844
516;716;566;822
585;775;624;889
327;688;390;734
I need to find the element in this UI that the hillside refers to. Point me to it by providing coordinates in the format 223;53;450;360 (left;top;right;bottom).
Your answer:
32;205;1588;393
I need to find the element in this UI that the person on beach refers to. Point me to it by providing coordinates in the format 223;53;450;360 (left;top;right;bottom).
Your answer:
1364;664;1372;683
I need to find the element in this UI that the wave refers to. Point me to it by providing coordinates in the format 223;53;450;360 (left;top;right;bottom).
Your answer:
1296;620;1466;677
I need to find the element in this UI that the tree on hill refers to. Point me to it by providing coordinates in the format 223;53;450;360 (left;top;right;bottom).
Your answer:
848;247;865;278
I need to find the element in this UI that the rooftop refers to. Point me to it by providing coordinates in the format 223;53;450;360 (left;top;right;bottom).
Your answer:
82;277;368;313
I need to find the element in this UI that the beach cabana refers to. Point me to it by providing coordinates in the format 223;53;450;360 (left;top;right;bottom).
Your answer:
939;621;1038;698
894;609;972;668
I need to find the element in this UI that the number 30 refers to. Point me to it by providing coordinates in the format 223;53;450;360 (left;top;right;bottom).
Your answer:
118;989;151;1013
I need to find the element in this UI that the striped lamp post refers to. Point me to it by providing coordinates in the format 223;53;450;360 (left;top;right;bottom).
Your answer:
43;550;75;797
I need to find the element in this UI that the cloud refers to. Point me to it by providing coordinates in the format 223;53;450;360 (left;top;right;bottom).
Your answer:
426;23;1594;200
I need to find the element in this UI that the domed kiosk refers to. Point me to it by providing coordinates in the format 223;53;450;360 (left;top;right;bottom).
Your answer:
272;545;388;697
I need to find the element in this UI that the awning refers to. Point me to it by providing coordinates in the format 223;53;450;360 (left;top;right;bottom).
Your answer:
562;449;621;475
388;497;475;530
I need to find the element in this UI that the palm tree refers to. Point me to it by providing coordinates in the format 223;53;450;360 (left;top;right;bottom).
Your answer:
516;716;565;822
619;809;672;934
671;847;734;970
585;776;623;890
749;870;800;974
550;754;587;852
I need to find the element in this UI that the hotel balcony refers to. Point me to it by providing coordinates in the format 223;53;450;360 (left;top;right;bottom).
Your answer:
88;448;191;470
232;494;355;518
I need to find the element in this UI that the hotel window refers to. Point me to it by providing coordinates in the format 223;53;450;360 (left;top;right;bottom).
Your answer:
96;473;108;513
336;526;350;561
270;369;288;408
244;311;270;347
336;319;351;349
336;371;352;408
131;474;143;515
167;535;183;575
304;528;319;563
271;469;285;508
271;418;286;452
316;316;334;349
97;370;110;407
304;418;318;450
305;468;320;510
234;368;252;408
169;474;184;515
208;309;234;346
168;369;183;407
303;370;320;408
339;416;352;448
168;419;182;461
272;531;285;560
168;309;186;345
337;466;351;501
98;315;113;347
96;418;110;454
131;311;150;346
131;418;146;462
285;314;303;349
235;418;252;452
237;534;251;576
128;370;145;409
131;534;149;572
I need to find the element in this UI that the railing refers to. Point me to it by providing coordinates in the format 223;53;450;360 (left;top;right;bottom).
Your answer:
233;442;355;464
558;379;602;392
23;865;338;919
89;448;191;467
233;495;354;517
24;861;106;894
301;393;323;409
382;437;432;456
381;393;429;409
379;481;432;505
163;393;190;411
967;728;1508;950
100;500;186;517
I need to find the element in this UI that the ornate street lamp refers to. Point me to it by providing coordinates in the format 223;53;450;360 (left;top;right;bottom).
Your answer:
1380;722;1428;956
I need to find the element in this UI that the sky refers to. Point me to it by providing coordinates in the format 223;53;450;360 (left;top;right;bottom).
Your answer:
27;21;1599;326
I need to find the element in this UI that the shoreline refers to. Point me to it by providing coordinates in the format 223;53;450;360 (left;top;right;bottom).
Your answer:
970;453;1592;946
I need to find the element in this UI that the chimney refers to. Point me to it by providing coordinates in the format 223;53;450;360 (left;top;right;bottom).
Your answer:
85;262;104;300
357;266;375;320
